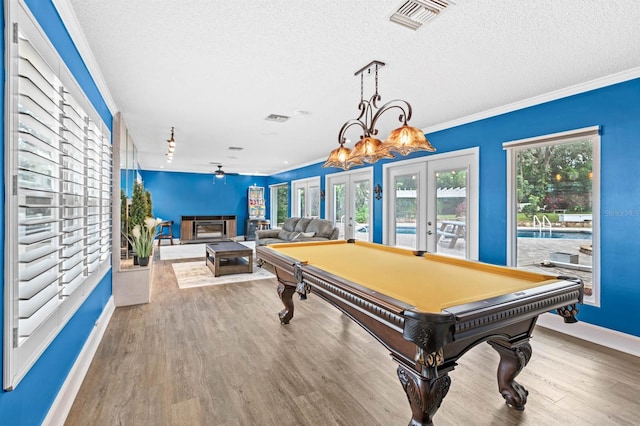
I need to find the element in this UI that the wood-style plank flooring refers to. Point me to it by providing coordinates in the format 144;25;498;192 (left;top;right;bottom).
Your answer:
65;255;640;425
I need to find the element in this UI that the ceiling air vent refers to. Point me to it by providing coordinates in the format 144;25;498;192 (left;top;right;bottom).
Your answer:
389;0;452;31
265;114;289;123
265;114;290;123
227;146;244;151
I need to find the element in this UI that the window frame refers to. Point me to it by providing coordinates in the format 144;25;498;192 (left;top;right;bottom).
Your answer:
269;183;288;229
504;126;600;306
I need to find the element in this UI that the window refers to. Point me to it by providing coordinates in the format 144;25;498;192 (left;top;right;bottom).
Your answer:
269;183;289;228
505;126;599;305
4;6;112;389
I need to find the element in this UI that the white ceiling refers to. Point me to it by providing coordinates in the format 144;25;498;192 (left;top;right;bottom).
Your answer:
63;0;640;176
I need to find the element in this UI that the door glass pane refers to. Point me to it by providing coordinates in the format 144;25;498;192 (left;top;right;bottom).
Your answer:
333;183;346;239
354;180;370;241
309;186;320;217
297;188;305;217
394;174;417;249
515;140;593;297
435;168;467;257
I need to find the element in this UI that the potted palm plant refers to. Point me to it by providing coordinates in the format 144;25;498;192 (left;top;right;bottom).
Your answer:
127;217;161;266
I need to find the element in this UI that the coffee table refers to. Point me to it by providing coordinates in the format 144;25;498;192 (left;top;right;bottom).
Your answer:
205;241;253;277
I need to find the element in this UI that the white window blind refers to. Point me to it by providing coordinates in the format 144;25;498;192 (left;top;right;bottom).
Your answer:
4;5;112;390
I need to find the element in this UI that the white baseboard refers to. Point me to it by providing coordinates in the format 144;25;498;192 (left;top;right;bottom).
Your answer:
42;296;116;426
536;312;640;357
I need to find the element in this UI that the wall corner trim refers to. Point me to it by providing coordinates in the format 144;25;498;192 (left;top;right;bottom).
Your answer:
42;296;116;425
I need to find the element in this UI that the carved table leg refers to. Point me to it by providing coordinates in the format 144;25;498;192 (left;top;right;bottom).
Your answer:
397;365;451;426
488;340;532;410
277;281;296;324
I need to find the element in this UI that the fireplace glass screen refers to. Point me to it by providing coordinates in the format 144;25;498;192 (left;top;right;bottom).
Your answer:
195;220;225;239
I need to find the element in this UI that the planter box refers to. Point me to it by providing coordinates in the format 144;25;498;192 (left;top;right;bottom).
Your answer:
550;252;578;264
113;256;153;307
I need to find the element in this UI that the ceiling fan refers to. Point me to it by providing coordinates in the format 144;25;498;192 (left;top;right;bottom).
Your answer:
213;165;238;179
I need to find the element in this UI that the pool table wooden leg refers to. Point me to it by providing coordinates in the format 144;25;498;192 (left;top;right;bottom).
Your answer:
488;340;532;410
397;364;451;426
277;282;296;324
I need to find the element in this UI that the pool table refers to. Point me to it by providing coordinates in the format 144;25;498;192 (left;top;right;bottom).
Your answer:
256;240;583;426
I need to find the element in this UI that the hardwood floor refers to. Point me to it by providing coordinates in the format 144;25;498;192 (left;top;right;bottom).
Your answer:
65;257;640;425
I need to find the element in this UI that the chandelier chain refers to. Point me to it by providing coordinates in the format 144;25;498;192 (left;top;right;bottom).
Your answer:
375;63;379;96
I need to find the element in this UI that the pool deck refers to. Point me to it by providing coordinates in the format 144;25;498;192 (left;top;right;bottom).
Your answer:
515;236;593;295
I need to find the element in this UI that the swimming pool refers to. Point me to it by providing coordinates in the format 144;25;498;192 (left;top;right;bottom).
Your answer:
362;226;591;240
358;226;417;234
517;230;592;240
396;226;416;234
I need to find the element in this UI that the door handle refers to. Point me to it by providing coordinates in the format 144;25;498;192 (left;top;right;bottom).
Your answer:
427;230;433;235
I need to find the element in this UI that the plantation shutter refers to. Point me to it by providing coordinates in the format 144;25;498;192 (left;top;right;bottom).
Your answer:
17;36;66;339
5;7;112;390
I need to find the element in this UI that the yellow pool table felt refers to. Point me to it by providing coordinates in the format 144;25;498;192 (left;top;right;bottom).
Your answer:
267;240;558;313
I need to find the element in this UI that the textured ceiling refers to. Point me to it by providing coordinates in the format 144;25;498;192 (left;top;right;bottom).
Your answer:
63;0;640;176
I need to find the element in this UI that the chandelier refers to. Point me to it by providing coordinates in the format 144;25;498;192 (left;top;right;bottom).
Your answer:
165;127;176;163
323;60;435;170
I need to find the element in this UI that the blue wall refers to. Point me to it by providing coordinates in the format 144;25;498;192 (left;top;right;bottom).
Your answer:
141;171;269;239
0;1;113;423
269;78;640;338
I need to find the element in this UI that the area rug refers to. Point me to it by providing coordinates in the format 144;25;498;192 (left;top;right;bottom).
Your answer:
172;261;274;289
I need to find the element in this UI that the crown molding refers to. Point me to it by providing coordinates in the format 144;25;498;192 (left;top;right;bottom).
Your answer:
52;0;118;114
422;67;640;135
299;68;640;176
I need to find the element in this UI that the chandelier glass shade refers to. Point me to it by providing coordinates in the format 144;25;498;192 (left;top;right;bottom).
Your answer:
383;124;436;156
351;136;395;164
323;140;363;170
323;60;435;170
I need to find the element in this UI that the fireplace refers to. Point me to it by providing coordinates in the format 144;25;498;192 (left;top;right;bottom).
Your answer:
180;215;236;243
194;220;225;239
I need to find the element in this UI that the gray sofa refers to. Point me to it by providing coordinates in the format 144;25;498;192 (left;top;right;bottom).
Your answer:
256;217;340;246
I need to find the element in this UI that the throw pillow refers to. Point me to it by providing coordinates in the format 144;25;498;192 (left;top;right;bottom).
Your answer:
288;232;301;241
300;231;315;238
278;230;296;240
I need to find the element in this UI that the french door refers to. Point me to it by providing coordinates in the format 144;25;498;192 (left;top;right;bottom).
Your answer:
291;177;320;218
386;163;427;249
326;169;373;241
383;149;478;259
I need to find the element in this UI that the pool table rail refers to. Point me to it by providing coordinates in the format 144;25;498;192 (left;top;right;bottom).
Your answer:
444;278;583;341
